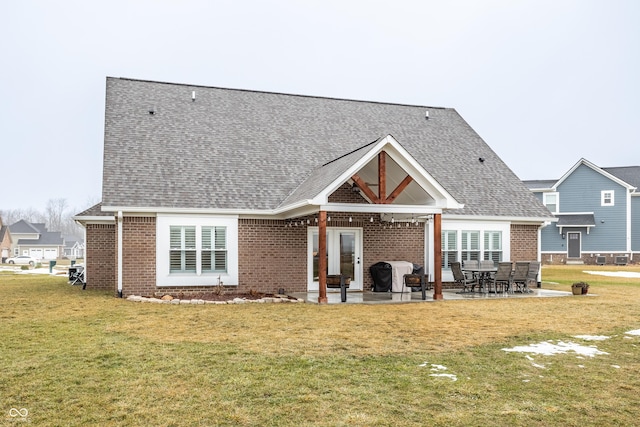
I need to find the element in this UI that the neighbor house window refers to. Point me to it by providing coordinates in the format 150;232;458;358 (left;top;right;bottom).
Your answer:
201;226;227;273
170;226;196;273
484;231;502;263
601;190;614;206
441;230;457;269
461;231;480;261
543;192;559;213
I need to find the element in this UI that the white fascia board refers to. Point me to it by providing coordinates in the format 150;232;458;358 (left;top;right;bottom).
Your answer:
320;203;442;214
72;215;116;224
555;211;595;215
443;214;557;223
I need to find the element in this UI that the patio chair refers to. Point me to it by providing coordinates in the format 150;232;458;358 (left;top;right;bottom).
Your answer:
511;262;530;293
451;261;478;293
491;262;513;294
462;259;479;281
526;261;540;290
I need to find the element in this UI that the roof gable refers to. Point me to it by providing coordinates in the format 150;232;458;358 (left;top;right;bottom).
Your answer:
555;158;635;191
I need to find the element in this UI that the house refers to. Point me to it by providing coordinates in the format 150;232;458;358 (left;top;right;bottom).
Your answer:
63;238;85;259
0;217;12;263
74;77;553;300
8;220;65;260
524;158;640;265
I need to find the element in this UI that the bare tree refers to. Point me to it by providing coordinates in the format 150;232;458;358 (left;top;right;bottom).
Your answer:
45;198;68;233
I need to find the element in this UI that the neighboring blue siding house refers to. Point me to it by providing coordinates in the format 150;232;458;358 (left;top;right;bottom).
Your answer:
524;158;640;265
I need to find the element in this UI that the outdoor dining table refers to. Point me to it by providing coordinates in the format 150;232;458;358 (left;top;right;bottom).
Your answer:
461;266;497;293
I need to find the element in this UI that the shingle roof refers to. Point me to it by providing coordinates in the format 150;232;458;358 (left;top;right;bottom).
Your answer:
17;231;64;246
556;214;596;227
102;77;551;218
76;203;113;217
603;166;640;189
522;180;557;190
9;220;41;234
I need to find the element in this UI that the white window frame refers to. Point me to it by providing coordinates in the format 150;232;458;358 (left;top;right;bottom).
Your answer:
483;231;503;263
436;219;511;282
157;214;238;287
441;230;457;269
461;230;480;262
601;190;614;206
543;192;559;213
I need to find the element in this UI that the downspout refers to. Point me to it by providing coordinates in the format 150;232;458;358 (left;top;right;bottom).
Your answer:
537;223;544;288
117;211;123;298
627;189;632;260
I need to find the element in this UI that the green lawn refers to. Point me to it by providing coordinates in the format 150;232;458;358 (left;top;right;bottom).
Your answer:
1;265;640;426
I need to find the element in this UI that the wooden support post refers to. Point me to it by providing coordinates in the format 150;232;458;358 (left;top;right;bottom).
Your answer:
318;210;328;304
378;152;386;201
433;213;443;300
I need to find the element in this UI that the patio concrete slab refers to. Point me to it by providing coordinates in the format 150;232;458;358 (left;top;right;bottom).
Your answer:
289;288;575;304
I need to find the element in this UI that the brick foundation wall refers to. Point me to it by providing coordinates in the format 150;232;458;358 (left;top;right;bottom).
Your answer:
121;217;156;297
85;223;116;291
510;224;538;262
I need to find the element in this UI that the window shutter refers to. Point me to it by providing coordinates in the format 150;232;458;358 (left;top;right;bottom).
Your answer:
214;227;226;250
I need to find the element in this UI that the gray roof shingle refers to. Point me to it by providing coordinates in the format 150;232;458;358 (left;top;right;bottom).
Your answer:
102;77;551;218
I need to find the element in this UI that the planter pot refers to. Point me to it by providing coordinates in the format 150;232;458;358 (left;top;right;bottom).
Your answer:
572;285;589;295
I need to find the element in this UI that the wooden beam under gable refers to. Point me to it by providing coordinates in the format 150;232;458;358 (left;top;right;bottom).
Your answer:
351;174;380;204
385;175;414;204
351;150;417;205
378;152;386;202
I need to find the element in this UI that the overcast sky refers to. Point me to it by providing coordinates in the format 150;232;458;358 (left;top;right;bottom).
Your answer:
2;0;639;213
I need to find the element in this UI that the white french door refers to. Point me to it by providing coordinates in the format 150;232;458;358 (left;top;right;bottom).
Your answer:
307;227;363;291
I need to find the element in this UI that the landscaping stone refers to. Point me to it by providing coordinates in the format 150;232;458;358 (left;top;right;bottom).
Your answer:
125;294;304;305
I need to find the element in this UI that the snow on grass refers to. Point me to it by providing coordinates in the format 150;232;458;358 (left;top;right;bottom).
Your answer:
625;329;640;336
573;335;610;341
419;362;458;381
502;340;609;357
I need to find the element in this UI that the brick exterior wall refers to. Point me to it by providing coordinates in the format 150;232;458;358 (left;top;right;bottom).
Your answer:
85;223;116;291
510;224;539;262
238;219;307;294
120;217;156;297
83;183;480;296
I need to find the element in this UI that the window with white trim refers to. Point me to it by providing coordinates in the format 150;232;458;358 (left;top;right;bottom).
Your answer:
157;215;238;287
169;225;228;274
170;226;196;273
202;226;227;273
543;192;559;213
461;230;480;261
601;190;614;206
441;230;457;269
484;231;503;263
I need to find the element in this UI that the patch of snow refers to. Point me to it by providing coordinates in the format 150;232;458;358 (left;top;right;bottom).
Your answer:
625;329;640;336
531;363;546;369
583;271;640;278
578;365;585;368
430;364;447;371
574;335;610;341
503;341;609;357
429;373;457;381
611;365;621;369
